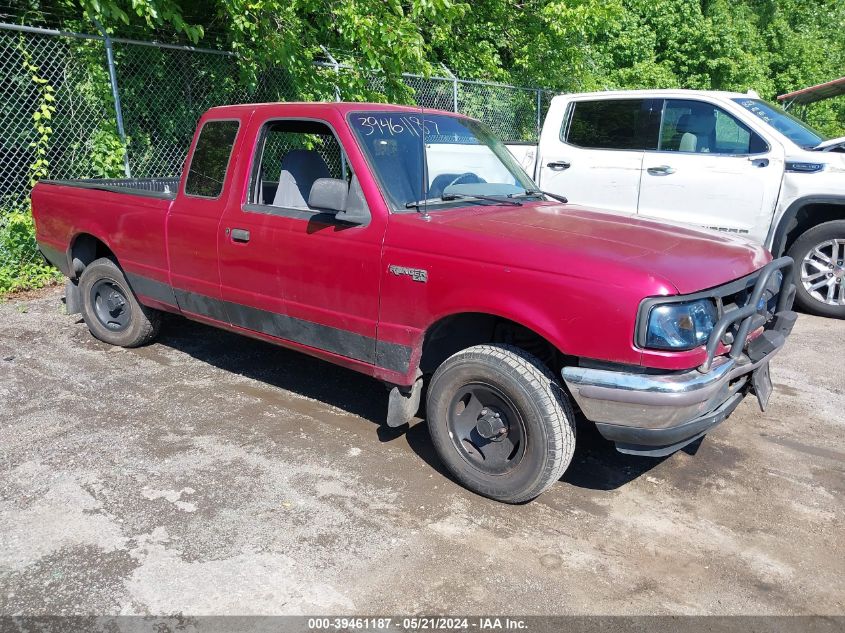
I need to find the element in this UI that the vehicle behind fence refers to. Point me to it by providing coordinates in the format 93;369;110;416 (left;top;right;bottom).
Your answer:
0;22;553;293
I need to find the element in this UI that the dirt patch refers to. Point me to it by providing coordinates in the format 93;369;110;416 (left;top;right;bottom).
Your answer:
1;281;62;303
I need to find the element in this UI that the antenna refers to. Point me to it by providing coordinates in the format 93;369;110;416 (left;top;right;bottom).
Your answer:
414;10;430;221
419;110;430;221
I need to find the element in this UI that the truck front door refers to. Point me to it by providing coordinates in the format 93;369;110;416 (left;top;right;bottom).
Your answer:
637;99;784;240
538;97;660;214
218;115;386;373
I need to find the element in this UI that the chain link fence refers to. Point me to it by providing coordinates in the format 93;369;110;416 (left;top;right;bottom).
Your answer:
0;22;554;292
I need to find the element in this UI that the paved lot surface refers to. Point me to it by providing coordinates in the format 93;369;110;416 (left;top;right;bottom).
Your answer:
1;287;843;616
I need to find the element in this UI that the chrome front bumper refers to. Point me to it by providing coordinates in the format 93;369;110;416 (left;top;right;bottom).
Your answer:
562;258;797;457
563;354;760;431
562;341;786;457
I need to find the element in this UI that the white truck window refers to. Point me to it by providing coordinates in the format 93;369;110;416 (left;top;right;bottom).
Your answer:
564;99;661;150
658;99;766;155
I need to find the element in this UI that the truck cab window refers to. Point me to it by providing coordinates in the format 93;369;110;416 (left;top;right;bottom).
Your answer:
184;120;239;198
250;120;349;209
565;99;661;150
659;100;767;154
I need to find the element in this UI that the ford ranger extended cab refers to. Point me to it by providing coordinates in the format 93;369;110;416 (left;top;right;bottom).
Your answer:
33;102;797;503
508;89;845;318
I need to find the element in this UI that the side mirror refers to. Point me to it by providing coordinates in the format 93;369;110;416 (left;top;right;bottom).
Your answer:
308;178;347;213
308;176;370;226
335;175;370;226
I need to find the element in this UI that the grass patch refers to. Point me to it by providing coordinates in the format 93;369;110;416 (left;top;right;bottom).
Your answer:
0;202;63;296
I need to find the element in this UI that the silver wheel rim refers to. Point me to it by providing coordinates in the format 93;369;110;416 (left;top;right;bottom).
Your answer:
801;238;845;306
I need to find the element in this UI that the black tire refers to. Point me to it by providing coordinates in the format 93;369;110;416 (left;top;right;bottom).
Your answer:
78;257;162;347
787;220;845;319
425;344;576;503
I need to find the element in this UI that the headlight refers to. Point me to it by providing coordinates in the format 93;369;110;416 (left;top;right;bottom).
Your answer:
645;299;718;350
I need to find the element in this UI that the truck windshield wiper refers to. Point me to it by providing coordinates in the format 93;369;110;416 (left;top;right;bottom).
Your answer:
405;193;522;209
441;192;522;206
513;189;569;204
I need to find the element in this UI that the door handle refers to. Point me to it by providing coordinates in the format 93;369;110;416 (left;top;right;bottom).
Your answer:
546;160;571;171
647;165;675;176
229;228;250;243
748;157;769;168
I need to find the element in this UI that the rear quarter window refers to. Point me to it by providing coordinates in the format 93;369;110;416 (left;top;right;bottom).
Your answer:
185;120;240;198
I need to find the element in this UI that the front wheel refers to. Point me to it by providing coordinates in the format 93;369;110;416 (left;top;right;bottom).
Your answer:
426;344;576;503
787;220;845;319
78;257;162;347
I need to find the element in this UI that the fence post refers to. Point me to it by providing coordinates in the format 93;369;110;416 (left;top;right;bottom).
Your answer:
320;46;346;178
321;46;341;103
96;20;131;177
536;89;542;141
440;64;458;112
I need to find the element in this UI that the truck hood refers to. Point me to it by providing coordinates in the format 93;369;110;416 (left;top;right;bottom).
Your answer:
424;202;770;295
814;136;845;152
786;145;845;173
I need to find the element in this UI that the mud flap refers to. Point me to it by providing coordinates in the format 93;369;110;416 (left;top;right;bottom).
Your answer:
64;279;82;315
386;371;423;428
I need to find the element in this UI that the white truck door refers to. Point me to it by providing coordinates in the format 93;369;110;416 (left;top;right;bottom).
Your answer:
637;98;784;240
538;97;661;213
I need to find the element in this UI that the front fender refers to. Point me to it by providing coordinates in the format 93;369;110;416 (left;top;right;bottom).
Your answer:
378;259;657;383
769;195;845;255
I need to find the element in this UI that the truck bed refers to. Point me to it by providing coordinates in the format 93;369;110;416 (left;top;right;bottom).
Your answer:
40;177;179;200
32;177;176;294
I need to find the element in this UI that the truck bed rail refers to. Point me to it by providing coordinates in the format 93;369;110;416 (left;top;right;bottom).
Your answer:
40;177;179;200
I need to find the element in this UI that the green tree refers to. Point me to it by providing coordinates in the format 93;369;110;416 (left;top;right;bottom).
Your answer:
49;0;845;135
73;0;204;41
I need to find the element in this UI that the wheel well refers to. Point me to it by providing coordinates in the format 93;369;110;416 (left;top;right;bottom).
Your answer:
419;313;568;375
69;234;116;279
780;202;845;256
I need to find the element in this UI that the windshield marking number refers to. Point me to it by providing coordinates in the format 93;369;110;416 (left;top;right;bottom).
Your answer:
358;116;440;138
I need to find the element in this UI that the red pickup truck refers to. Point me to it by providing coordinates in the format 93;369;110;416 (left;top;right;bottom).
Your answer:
32;102;797;502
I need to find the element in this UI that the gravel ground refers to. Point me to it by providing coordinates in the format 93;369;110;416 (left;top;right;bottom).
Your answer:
1;287;843;616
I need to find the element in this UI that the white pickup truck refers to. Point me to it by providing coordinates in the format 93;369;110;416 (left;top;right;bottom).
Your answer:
508;89;845;318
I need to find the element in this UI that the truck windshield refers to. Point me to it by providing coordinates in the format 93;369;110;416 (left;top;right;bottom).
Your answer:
349;112;536;210
733;98;828;149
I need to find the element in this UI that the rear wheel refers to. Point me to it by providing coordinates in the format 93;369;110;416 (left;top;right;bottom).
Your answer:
426;344;576;503
78;257;161;347
788;220;845;319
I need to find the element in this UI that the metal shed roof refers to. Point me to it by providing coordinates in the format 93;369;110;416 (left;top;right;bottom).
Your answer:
778;77;845;106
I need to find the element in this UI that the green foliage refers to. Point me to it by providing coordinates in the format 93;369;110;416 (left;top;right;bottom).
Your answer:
90;127;128;177
215;0;467;103
429;0;844;135
5;0;844;297
18;36;57;187
76;0;204;42
0;203;62;295
1;37;63;295
64;0;845;135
